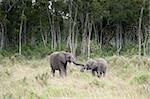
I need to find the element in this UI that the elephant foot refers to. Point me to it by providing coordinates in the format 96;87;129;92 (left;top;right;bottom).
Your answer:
97;74;102;78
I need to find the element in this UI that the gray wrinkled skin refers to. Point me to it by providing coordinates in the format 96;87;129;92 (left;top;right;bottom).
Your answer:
81;58;107;78
48;51;83;77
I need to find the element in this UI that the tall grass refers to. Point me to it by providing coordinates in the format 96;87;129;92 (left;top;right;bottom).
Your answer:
0;56;149;99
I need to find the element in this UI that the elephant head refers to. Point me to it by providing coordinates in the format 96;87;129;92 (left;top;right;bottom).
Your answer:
63;52;84;66
85;59;96;70
64;52;76;63
80;59;95;72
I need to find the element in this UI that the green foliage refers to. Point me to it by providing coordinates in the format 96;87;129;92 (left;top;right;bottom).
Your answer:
130;72;150;85
121;43;138;55
0;50;16;57
0;41;145;59
0;0;149;58
102;44;117;56
90;41;102;58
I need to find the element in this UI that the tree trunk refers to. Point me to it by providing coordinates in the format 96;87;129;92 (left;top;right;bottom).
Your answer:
40;17;46;48
148;22;150;55
93;22;98;43
31;32;36;47
71;6;78;56
44;30;48;46
144;26;150;56
19;20;23;55
0;23;4;50
53;16;57;50
23;20;27;44
53;29;57;50
116;22;122;55
87;21;92;59
50;15;57;50
56;22;61;50
75;26;79;56
148;6;150;56
51;30;54;50
100;16;103;48
19;8;25;55
46;7;52;46
68;0;73;53
81;13;88;56
138;0;145;56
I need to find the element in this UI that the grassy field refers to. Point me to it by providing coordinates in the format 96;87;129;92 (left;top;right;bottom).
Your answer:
0;55;150;99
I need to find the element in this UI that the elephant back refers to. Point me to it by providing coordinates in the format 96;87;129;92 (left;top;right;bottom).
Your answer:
95;58;108;67
86;59;96;66
49;52;64;64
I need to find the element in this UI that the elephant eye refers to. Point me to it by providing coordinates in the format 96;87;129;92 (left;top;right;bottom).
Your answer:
67;56;71;59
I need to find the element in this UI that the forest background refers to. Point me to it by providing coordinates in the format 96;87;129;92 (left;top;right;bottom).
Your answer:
0;0;149;58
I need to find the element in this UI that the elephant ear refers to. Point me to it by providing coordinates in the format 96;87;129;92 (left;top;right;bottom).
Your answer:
86;59;96;69
65;52;76;62
58;52;73;64
87;59;95;65
57;52;67;64
92;62;98;67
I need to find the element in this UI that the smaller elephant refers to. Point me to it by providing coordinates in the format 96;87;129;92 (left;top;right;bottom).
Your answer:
48;51;84;77
81;58;107;78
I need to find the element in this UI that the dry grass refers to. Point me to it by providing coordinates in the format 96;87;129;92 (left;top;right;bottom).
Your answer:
0;56;150;99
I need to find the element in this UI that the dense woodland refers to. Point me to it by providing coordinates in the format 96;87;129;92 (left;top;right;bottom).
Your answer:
0;0;149;58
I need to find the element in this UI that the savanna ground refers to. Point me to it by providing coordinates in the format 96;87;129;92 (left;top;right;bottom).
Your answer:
0;55;150;99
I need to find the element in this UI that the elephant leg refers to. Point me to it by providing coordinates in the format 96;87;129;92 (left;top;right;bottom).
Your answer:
64;69;67;76
96;70;99;77
59;69;62;77
103;68;106;77
59;70;66;77
97;72;102;78
64;65;67;76
59;66;66;77
96;69;102;78
97;66;103;78
102;71;106;77
96;70;99;78
51;69;55;77
92;70;96;76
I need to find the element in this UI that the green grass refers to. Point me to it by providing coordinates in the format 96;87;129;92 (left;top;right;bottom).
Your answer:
130;71;150;85
0;56;150;99
47;86;76;97
89;78;106;88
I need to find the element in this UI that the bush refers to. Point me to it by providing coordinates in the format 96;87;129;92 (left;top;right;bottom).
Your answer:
121;43;138;55
0;41;147;59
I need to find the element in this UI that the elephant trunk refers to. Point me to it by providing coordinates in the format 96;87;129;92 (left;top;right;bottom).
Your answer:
72;61;84;67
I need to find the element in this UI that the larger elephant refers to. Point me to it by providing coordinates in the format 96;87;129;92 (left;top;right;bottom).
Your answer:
48;51;84;77
81;58;107;78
